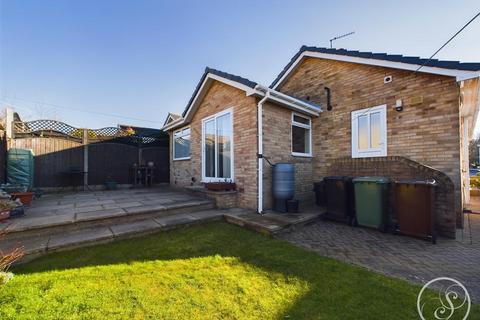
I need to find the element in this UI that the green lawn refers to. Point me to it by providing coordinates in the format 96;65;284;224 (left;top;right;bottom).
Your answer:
0;222;478;319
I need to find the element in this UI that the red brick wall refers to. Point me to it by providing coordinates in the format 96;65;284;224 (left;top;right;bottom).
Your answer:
277;57;461;226
329;156;456;238
169;81;258;210
262;102;314;209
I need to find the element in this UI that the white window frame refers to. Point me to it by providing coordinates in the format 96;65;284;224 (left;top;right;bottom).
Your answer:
291;112;312;157
173;126;191;161
351;104;387;158
201;108;234;182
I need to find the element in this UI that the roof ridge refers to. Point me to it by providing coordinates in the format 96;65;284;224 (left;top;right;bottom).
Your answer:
270;46;480;88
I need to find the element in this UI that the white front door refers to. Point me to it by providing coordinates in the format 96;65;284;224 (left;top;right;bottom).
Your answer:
201;108;234;182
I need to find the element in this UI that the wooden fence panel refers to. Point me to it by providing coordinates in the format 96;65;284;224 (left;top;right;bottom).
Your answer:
88;143;138;185
141;146;169;183
8;135;169;188
9;137;83;187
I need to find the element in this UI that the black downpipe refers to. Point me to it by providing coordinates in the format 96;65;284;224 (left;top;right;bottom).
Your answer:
325;87;332;111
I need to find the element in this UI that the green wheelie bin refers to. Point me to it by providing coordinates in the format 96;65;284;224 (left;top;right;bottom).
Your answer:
352;177;390;230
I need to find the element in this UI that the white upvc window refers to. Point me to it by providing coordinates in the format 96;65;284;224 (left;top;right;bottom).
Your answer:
173;127;191;160
351;104;387;158
291;113;312;157
201;108;234;182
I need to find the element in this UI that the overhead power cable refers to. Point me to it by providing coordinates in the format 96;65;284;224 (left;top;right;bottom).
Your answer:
0;95;162;124
350;10;480;124
414;11;480;73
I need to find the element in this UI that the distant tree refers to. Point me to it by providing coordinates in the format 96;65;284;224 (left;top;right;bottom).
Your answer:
469;136;480;166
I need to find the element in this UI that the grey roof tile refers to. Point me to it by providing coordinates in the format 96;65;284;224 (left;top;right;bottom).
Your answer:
182;67;257;117
270;46;480;88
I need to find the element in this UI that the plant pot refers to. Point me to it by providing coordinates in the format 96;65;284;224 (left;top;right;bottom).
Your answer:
0;210;10;221
10;192;34;205
104;181;118;190
9;206;25;218
286;199;299;213
205;182;236;191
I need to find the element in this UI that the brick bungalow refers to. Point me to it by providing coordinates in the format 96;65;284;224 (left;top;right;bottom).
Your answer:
162;46;480;238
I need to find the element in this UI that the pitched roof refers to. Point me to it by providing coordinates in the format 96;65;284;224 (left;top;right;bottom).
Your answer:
162;67;322;131
270;46;480;88
168;113;181;120
182;67;257;117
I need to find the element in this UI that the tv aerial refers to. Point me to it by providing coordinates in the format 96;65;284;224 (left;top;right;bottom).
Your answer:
329;31;355;48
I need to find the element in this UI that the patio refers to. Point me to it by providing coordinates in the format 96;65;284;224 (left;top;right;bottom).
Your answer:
278;212;480;302
0;187;221;258
0;187;213;233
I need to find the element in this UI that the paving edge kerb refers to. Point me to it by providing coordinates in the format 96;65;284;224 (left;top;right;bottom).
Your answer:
5;209;323;264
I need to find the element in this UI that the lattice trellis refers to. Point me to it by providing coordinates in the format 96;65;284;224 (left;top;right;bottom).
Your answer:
13;120;78;136
12;120;163;146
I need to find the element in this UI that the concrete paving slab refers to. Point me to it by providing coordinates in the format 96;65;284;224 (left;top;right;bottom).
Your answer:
153;214;196;227
76;208;127;222
113;201;144;208
74;206;104;214
75;199;116;207
0;234;49;254
187;210;225;220
102;203;121;210
7;213;76;232
124;205;166;214
48;227;113;250
109;219;161;237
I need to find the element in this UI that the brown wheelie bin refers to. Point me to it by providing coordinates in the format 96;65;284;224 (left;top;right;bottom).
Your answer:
393;179;437;243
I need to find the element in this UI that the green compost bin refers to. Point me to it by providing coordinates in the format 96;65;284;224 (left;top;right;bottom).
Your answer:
7;148;34;189
352;177;390;230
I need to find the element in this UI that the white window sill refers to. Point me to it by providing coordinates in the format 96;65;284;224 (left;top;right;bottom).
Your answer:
173;157;191;161
201;179;235;183
291;152;313;158
351;152;386;159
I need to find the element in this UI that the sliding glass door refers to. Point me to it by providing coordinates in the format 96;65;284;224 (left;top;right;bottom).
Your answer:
202;109;233;182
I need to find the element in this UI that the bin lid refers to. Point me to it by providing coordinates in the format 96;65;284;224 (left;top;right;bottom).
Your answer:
324;176;353;181
395;179;437;186
352;176;390;184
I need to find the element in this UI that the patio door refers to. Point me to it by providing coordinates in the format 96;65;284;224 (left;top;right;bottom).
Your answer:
201;109;234;182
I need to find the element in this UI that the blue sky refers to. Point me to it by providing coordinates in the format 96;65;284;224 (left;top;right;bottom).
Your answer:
0;0;479;129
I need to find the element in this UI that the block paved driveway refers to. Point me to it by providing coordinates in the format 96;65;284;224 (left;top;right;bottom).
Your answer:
277;213;480;302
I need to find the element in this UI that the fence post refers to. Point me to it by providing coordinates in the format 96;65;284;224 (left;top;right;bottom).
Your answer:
83;129;89;190
5;107;14;139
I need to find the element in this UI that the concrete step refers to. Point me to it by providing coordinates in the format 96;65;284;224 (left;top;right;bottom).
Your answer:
2;209;224;263
224;207;324;235
2;200;214;240
2;206;324;264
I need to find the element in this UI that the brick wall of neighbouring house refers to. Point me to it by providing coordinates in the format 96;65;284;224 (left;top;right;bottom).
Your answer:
262;102;314;210
277;57;462;227
329;156;456;238
169;81;258;210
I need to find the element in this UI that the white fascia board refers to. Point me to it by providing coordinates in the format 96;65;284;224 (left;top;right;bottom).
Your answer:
182;73;256;122
249;86;321;116
269;89;322;113
272;51;480;89
163;114;177;127
266;94;320;116
163;73;256;132
161;118;185;132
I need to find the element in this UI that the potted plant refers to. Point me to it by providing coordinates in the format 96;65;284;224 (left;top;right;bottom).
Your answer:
0;200;17;221
10;191;34;206
205;179;236;191
104;174;118;190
